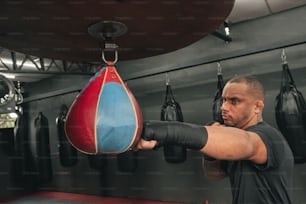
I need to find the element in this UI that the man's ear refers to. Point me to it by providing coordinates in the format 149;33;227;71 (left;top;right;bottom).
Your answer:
254;100;264;113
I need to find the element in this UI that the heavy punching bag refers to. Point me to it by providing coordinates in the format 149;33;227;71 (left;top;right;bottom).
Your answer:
202;69;225;169
56;104;78;167
275;61;306;163
65;65;143;154
35;112;52;183
88;154;105;171
13;110;39;189
12;114;26;184
161;83;186;163
117;151;137;172
212;66;224;124
0;128;17;184
0;128;14;156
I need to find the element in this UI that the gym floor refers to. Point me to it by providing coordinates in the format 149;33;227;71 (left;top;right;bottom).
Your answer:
0;192;182;204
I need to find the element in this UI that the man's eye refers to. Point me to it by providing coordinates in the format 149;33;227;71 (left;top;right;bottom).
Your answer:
231;98;239;105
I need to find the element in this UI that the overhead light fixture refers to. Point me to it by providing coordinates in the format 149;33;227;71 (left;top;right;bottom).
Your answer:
224;21;230;36
212;20;232;42
223;21;231;36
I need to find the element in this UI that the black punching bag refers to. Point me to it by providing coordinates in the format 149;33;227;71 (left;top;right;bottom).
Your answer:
12;114;27;185
56;104;78;167
117;151;137;172
202;70;225;167
88;154;105;171
34;112;52;183
275;61;306;163
212;68;224;124
161;83;186;163
13;110;40;189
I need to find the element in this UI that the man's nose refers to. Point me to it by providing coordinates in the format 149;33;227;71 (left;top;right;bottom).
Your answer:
220;100;227;111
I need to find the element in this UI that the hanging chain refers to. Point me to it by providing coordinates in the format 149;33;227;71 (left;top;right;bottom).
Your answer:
217;62;222;75
165;72;170;86
281;49;287;64
15;81;23;105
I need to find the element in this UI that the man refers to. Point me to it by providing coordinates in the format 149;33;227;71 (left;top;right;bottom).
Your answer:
136;75;294;204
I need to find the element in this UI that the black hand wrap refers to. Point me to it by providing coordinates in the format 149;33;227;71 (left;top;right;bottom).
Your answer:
141;120;208;150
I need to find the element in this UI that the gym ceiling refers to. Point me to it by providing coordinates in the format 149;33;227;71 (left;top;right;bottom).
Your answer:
0;0;306;82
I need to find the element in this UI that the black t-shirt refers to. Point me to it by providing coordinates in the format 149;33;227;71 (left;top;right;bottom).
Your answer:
225;121;294;204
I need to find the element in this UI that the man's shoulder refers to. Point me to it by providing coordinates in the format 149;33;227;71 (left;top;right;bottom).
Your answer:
246;121;287;148
247;121;279;135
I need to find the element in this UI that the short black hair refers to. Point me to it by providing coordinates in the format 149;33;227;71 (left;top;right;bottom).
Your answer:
227;75;265;100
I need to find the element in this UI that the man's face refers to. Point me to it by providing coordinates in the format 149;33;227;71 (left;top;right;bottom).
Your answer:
220;82;258;129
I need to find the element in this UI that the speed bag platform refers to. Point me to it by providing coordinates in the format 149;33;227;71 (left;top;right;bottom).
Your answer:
65;65;143;154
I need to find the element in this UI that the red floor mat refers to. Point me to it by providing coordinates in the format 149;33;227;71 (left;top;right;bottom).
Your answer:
0;192;182;204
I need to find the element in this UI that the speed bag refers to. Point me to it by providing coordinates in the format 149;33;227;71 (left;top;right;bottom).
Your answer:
65;65;143;155
275;63;306;163
161;84;186;163
213;73;224;124
57;104;78;167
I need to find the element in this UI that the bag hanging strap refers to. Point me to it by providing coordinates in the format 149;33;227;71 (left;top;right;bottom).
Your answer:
164;73;175;103
165;84;175;103
281;62;296;93
217;62;224;90
281;49;296;91
217;74;224;90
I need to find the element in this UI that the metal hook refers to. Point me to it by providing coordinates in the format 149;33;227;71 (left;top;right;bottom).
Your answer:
217;62;222;75
101;49;118;65
101;42;119;65
165;72;170;85
15;81;23;105
281;49;287;64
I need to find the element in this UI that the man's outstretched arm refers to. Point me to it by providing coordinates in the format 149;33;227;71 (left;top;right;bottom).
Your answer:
137;120;267;164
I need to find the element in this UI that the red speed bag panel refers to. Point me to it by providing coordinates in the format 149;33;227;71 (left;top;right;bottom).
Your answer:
65;65;143;154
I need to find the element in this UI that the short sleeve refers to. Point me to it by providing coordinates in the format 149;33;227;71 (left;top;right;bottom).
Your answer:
246;123;284;171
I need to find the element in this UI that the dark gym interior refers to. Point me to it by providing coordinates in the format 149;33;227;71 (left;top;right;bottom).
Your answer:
1;1;306;203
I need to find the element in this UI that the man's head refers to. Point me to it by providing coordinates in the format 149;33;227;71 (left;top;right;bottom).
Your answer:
227;75;265;101
221;75;265;129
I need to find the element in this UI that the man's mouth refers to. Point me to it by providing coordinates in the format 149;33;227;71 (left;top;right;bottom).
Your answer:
222;114;229;120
